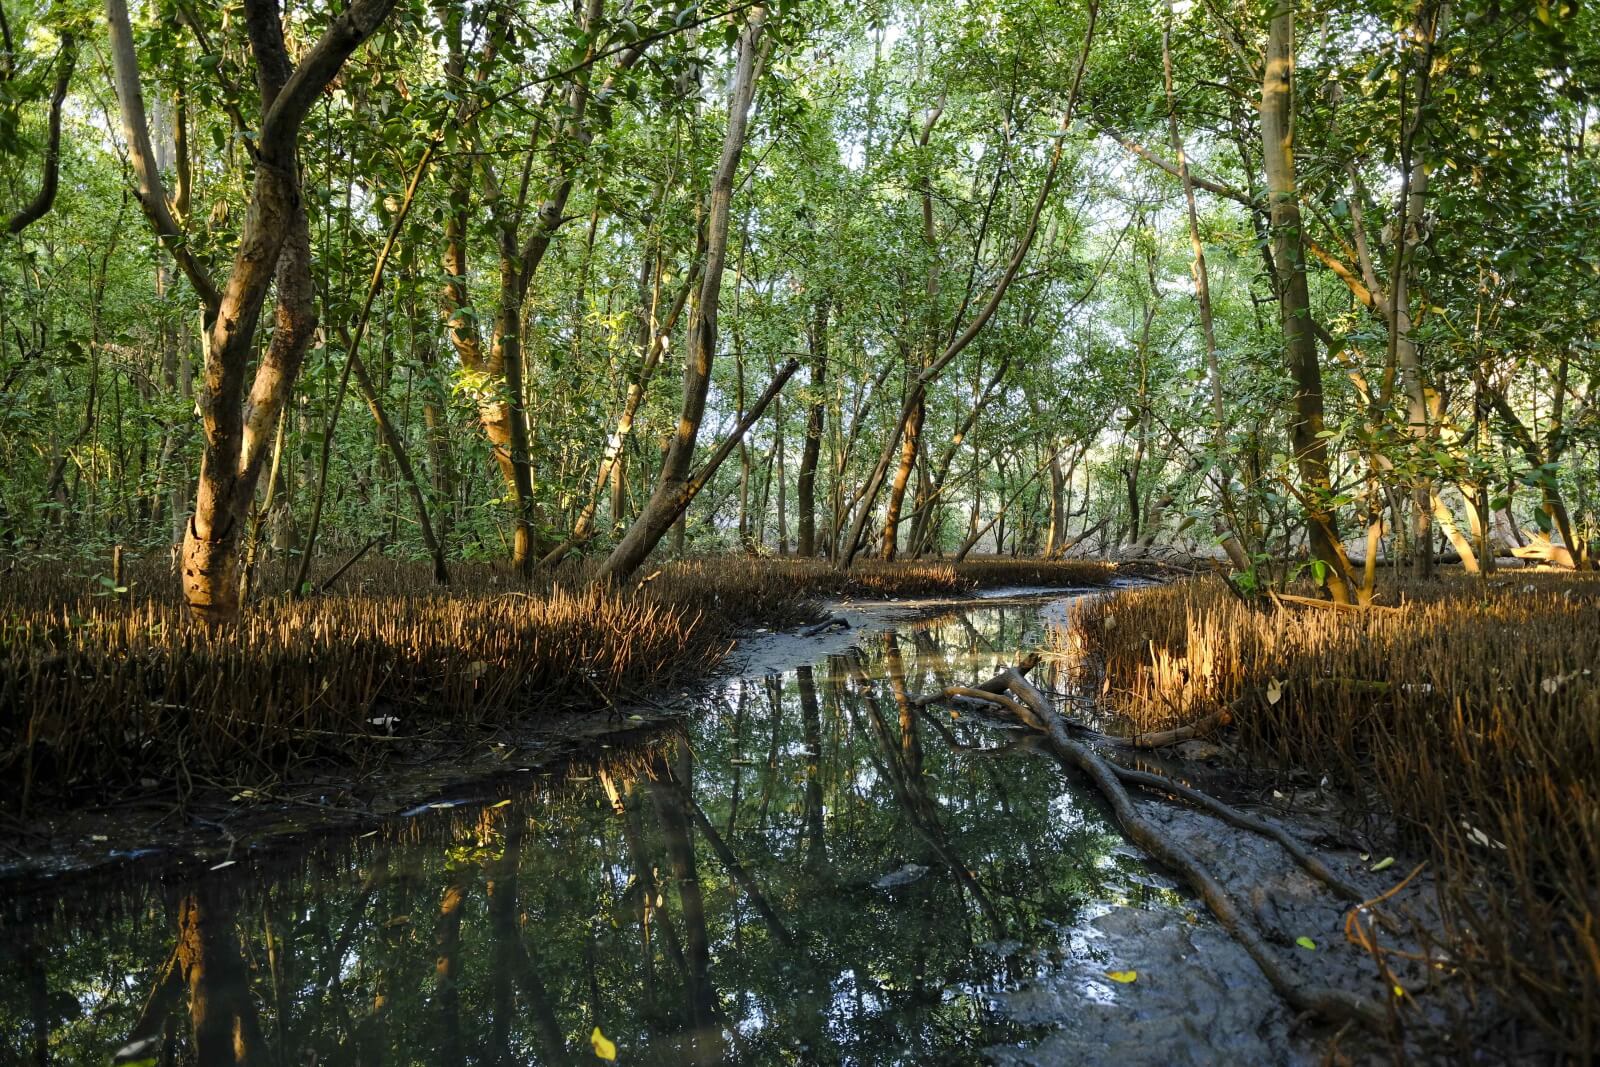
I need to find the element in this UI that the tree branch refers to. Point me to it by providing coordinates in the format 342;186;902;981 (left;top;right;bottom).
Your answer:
5;34;76;235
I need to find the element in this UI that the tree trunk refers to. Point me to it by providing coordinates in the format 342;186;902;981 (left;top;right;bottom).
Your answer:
166;0;398;626
596;9;769;582
880;391;923;560
1045;449;1067;556
1260;0;1352;602
177;891;264;1066
492;226;538;575
796;297;828;556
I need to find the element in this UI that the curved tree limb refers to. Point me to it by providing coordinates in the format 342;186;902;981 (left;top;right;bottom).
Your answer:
5;34;76;236
105;1;220;312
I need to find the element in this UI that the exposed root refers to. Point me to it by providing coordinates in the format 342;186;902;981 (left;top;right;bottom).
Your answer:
1100;762;1365;902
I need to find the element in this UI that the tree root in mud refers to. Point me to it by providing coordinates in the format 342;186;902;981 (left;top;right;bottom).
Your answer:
935;662;1392;1033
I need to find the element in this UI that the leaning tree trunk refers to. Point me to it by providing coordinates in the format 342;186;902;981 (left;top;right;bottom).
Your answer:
596;9;769;583
880;394;924;560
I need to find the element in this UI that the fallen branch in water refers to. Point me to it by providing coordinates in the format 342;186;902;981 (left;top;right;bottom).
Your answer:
991;666;1390;1030
942;685;1030;719
802;615;850;636
933;668;1228;752
915;652;1041;708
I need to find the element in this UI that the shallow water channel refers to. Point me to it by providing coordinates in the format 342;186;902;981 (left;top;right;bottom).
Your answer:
0;595;1259;1065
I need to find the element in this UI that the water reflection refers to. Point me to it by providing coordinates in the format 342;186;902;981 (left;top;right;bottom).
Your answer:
0;600;1166;1065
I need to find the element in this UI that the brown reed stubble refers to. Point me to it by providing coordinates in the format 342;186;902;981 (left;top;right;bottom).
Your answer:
1072;573;1600;1057
0;554;1113;813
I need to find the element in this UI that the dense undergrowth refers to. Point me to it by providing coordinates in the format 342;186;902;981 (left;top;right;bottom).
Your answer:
0;554;1111;815
1071;572;1600;1057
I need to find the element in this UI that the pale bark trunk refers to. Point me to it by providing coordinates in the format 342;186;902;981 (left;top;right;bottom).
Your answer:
106;1;218;311
597;10;770;582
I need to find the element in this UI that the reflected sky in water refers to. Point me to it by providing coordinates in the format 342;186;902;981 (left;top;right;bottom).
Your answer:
0;598;1183;1065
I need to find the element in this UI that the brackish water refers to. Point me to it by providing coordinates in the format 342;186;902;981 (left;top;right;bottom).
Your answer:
0;597;1197;1065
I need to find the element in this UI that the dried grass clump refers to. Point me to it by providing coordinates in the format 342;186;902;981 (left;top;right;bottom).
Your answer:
1;580;714;811
1072;572;1600;1056
0;553;1113;815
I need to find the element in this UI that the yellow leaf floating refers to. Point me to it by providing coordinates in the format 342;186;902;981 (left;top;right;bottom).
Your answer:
1296;936;1317;950
591;1026;617;1061
1105;970;1138;983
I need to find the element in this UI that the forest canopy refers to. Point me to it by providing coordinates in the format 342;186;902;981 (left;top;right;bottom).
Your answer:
0;0;1595;615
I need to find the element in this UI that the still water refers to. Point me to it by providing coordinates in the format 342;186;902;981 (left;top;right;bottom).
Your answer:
0;597;1185;1065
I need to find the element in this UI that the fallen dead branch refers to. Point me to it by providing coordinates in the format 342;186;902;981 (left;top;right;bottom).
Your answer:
1102;762;1365;902
1125;707;1232;749
988;665;1390;1030
931;655;1227;752
1270;590;1401;614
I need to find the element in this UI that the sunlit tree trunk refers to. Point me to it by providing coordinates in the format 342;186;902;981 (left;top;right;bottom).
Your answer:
432;877;467;1067
142;0;396;625
177;891;264;1066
